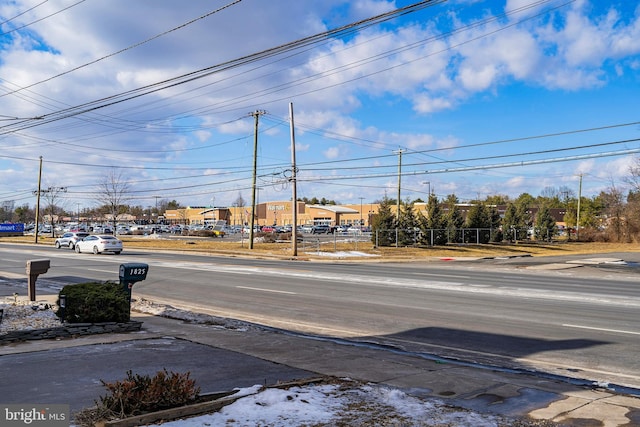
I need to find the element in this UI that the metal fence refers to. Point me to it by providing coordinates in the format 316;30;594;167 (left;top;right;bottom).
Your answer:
373;227;554;247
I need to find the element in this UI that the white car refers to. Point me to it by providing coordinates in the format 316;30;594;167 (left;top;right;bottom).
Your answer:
75;235;123;255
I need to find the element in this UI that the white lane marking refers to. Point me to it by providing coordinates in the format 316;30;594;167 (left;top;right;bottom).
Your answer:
236;286;296;295
563;324;640;336
412;273;470;279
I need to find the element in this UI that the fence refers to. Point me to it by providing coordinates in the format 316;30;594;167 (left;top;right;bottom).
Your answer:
373;227;555;247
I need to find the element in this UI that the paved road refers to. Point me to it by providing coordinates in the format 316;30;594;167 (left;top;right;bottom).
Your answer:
1;243;639;391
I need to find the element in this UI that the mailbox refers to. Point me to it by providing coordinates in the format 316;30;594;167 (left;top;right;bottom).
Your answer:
26;259;50;275
119;263;149;302
26;259;50;301
119;263;148;283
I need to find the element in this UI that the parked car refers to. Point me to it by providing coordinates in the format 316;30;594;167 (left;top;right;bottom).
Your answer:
311;225;331;234
75;235;123;255
55;232;90;249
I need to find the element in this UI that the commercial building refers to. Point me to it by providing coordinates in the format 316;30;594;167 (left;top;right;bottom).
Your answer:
164;201;381;228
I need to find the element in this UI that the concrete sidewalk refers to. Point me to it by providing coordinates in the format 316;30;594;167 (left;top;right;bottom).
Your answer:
136;311;640;426
1;281;640;426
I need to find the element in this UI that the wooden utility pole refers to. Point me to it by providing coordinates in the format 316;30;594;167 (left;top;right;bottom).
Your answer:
249;110;266;249
576;173;583;241
394;149;405;247
34;156;43;244
289;102;298;256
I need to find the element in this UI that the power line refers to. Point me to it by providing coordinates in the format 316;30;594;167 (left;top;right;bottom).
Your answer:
0;0;243;99
0;0;445;135
0;0;85;37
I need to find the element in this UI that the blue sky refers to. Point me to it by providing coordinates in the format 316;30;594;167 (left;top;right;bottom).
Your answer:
0;0;639;212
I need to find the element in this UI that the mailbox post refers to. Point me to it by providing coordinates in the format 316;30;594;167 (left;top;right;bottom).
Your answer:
119;263;149;304
26;259;50;301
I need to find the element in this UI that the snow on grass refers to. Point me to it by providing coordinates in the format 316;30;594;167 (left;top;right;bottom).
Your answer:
144;381;510;427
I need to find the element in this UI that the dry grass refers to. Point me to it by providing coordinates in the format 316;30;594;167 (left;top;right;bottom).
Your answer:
9;235;639;260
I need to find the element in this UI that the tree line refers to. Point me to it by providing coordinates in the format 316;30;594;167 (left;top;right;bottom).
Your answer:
370;182;640;247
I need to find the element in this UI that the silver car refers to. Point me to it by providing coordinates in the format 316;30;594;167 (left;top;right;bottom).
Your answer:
55;232;90;249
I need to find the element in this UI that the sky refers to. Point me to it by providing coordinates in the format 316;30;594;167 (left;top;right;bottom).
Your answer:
0;0;639;213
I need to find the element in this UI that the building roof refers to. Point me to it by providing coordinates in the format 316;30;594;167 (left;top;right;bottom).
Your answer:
307;205;359;214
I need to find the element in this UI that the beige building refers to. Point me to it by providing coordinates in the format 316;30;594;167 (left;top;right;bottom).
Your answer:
164;201;383;228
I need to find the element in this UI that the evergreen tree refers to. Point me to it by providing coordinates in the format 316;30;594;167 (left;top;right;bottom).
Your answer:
514;197;533;240
489;206;502;242
371;196;396;247
420;193;447;245
465;203;491;243
534;206;557;241
502;202;530;242
398;199;418;246
443;194;464;243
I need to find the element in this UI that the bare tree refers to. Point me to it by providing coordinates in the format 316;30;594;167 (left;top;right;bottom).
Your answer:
41;186;68;237
95;170;131;235
626;157;640;192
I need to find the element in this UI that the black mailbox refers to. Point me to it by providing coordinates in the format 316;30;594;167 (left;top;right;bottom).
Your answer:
119;263;149;302
119;263;148;283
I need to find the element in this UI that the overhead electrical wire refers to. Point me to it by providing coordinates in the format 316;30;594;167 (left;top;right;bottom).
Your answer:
190;0;573;117
0;0;85;37
0;0;243;99
298;147;640;184
0;0;446;135
2;0;568;150
0;0;48;27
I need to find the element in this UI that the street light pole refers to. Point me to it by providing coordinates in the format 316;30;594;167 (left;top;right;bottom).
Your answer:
421;181;431;197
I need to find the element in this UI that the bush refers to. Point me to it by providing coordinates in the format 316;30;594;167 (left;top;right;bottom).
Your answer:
56;282;130;323
100;369;200;417
578;228;610;242
74;369;201;426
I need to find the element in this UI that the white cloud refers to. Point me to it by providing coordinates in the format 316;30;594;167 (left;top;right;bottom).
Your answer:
413;94;455;114
323;146;342;159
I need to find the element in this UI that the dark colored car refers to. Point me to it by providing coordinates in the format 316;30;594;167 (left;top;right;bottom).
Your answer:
311;225;331;234
54;232;90;249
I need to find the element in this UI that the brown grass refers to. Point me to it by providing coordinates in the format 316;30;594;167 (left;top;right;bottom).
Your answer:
10;235;639;260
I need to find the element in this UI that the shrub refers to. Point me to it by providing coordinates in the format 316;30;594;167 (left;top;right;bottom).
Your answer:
56;282;130;323
100;369;200;417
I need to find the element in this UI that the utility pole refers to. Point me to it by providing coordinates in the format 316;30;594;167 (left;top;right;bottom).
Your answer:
394;149;405;248
34;156;43;244
576;173;583;241
249;110;266;249
289;102;298;256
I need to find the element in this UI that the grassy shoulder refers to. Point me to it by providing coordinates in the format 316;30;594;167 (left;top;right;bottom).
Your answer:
6;234;639;260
